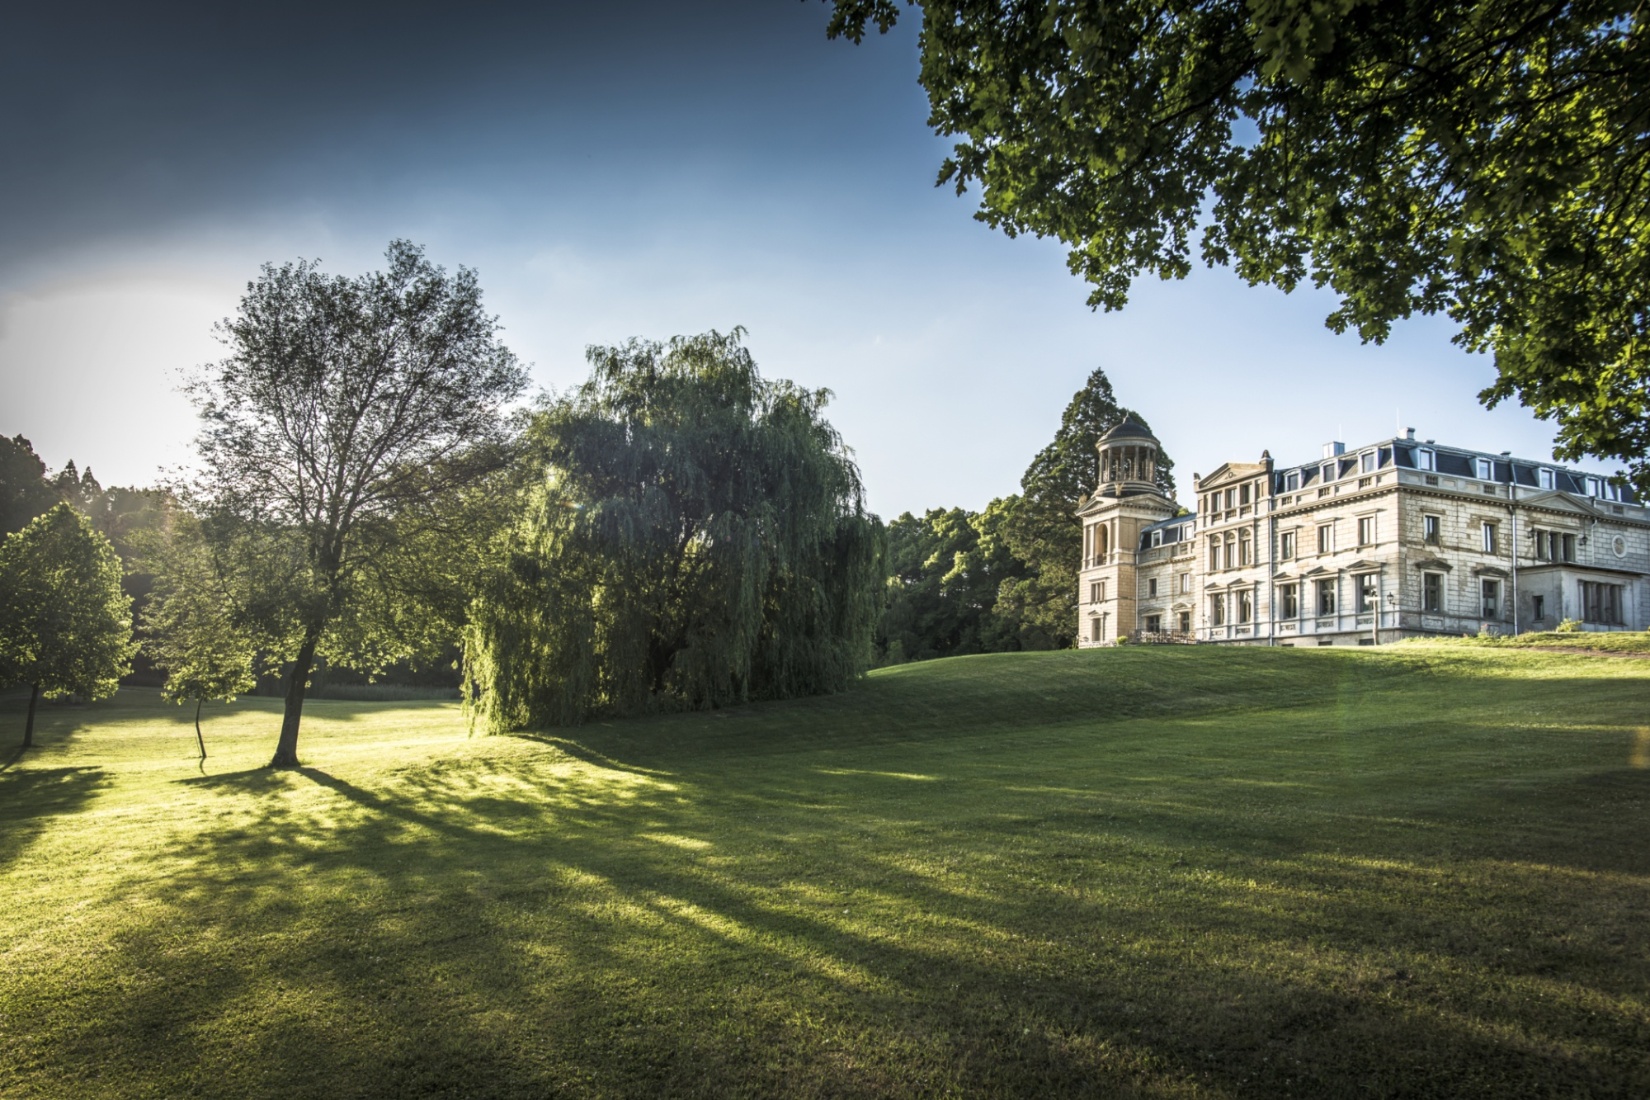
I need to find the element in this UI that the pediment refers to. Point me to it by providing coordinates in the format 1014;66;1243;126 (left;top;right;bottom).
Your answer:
1411;557;1453;572
1472;564;1510;578
1200;461;1268;489
1346;559;1385;573
1302;565;1335;577
1516;490;1609;518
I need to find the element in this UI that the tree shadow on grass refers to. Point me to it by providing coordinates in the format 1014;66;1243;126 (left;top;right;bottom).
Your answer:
6;732;1647;1099
0;765;109;872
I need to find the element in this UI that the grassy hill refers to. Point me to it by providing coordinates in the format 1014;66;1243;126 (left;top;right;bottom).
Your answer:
1;644;1646;1098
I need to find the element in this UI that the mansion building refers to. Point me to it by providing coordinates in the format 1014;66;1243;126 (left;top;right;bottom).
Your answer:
1076;419;1649;646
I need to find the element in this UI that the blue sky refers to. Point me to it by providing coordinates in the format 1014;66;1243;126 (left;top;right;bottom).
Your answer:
0;0;1581;517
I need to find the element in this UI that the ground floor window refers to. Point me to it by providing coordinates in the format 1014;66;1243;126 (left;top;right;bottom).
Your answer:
1279;583;1299;619
1210;594;1226;626
1316;578;1336;616
1580;581;1624;624
1144;614;1162;634
1237;589;1253;623
1357;573;1378;612
1422;572;1443;613
1532;594;1545;621
1481;578;1499;619
1178;611;1191;634
1090;616;1103;643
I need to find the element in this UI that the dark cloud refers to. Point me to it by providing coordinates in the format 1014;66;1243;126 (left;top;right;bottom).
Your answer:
2;0;918;265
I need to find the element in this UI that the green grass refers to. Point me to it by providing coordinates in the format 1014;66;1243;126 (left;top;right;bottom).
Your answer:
1;645;1646;1098
1428;628;1650;655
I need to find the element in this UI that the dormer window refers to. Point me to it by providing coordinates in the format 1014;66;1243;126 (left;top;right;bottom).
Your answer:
1475;457;1494;480
1538;468;1555;490
1360;451;1376;473
1416;448;1435;471
1321;462;1334;482
1586;476;1604;497
1151;529;1163;547
1284;471;1299;491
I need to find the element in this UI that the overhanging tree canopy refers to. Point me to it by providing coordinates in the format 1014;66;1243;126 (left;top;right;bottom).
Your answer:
827;0;1650;486
465;329;883;730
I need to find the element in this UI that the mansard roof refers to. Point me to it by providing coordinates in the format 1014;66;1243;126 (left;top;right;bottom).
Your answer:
1271;436;1638;505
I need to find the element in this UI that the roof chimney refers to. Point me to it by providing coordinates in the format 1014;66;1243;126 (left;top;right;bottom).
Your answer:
1323;441;1345;459
1405;427;1416;441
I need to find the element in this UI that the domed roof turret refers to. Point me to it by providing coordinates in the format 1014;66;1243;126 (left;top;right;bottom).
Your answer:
1097;416;1157;445
1093;415;1165;499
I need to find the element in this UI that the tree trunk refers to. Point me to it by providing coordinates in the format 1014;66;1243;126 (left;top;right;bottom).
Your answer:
269;627;321;768
194;697;207;760
23;682;39;748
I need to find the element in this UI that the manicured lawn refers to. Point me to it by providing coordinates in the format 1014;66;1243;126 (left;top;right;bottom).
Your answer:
1;644;1646;1098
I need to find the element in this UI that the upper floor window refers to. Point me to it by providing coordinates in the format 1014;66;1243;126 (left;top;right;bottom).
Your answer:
1475;457;1494;481
1147;578;1158;597
1538;468;1555;490
1416;448;1435;471
1357;516;1376;546
1317;524;1333;554
1179;572;1191;594
1535;530;1576;562
1239;483;1251;506
1238;530;1252;566
1423;515;1441;544
1482;522;1499;554
1280;530;1296;560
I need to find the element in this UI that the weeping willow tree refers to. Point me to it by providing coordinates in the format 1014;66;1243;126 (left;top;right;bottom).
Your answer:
465;329;883;730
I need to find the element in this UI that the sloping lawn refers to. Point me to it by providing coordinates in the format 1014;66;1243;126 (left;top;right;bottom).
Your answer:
0;644;1646;1098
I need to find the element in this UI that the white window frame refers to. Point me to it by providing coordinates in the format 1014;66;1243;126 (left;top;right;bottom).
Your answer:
1476;457;1494;481
1416;448;1435;472
1538;467;1555;490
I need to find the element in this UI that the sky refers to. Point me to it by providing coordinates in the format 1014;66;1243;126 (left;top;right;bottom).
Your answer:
0;0;1590;518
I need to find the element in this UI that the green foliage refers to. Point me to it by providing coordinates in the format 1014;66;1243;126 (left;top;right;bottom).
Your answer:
1554;617;1584;633
996;370;1171;648
0;505;136;730
466;330;883;729
188;239;528;765
0;435;60;538
877;502;1027;662
141;508;256;710
829;0;1650;489
875;368;1173;659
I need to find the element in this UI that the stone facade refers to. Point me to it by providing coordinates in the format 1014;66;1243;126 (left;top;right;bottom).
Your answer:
1077;425;1650;646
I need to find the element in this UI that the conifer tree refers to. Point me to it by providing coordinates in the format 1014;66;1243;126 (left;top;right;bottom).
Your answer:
996;369;1174;648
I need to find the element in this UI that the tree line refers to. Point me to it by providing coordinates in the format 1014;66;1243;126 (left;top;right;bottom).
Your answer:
0;242;1166;764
